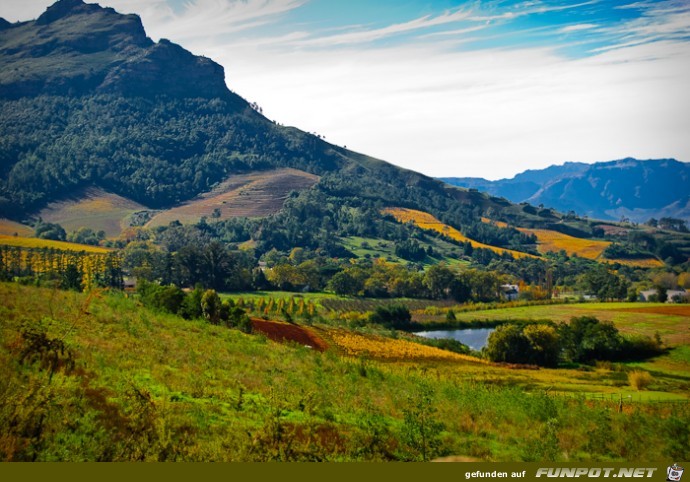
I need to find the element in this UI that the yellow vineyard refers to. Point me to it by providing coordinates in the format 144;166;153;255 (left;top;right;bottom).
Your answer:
516;228;609;260
0;235;111;254
328;330;485;363
383;208;535;259
516;228;663;267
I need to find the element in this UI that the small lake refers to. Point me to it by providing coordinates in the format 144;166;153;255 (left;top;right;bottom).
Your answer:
414;328;495;351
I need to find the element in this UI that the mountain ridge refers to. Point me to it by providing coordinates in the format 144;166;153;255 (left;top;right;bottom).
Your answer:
441;158;690;223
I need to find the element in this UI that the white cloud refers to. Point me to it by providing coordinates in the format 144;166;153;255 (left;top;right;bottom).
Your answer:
1;0;688;180
559;23;598;33
287;9;472;47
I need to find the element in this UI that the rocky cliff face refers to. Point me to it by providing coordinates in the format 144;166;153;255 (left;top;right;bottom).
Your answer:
0;0;230;99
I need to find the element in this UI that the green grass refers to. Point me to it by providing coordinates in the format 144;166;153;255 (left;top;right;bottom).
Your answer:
1;282;688;462
427;302;690;345
340;236;469;268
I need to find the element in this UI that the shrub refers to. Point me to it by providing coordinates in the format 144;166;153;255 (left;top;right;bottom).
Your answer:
628;370;653;390
368;304;412;330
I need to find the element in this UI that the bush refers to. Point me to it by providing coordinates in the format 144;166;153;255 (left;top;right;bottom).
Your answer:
368;304;412;330
628;370;653;390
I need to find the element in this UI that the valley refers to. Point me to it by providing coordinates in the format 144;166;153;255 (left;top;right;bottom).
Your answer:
0;0;688;464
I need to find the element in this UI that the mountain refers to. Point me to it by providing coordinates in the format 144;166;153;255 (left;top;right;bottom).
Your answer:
0;0;494;221
441;159;690;223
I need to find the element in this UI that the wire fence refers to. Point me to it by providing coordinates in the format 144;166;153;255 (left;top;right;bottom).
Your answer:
545;390;690;412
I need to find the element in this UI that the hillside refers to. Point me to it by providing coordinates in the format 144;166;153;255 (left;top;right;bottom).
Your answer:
2;282;688;461
441;159;690;224
0;0;506;229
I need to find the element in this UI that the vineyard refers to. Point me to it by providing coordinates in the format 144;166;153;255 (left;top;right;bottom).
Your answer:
0;234;111;254
516;228;663;267
0;244;123;290
327;329;485;363
146;168;320;227
383;208;535;259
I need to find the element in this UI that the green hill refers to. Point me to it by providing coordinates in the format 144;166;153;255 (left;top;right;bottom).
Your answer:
1;282;688;461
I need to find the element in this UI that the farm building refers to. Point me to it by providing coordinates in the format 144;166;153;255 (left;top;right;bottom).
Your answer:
638;289;689;303
500;284;520;301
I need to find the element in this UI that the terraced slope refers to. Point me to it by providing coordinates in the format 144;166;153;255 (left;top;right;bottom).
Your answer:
146;169;319;227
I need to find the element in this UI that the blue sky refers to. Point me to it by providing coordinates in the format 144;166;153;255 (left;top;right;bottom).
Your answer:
2;0;689;179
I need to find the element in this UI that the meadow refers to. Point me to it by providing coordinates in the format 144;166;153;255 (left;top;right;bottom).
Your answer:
38;187;147;238
2;283;688;462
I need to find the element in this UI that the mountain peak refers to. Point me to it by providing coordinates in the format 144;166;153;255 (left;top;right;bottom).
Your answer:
36;0;93;25
0;0;232;100
0;18;11;30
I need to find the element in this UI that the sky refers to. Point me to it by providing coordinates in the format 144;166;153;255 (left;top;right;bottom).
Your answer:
2;0;690;180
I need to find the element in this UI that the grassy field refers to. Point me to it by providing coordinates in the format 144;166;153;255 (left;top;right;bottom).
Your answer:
0;234;112;254
419;302;690;346
146;169;319;228
340;236;468;267
383;208;536;259
38;187;147;238
0;283;688;461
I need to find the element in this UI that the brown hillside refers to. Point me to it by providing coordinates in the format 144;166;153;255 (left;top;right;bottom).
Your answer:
146;168;319;227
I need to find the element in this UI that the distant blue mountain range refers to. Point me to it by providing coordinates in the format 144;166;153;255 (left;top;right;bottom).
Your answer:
440;158;690;223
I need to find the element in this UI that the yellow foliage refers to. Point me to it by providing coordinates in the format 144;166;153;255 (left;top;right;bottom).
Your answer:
0;235;111;254
382;208;535;259
480;217;509;228
329;329;485;363
517;228;662;267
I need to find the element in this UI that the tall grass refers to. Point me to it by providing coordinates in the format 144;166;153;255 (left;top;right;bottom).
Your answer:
1;282;688;461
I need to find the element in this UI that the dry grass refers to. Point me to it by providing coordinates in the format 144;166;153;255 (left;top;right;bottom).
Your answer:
480;217;509;228
383;208;535;259
38;187;146;237
0;219;33;237
0;235;111;253
628;370;653;390
147;168;319;227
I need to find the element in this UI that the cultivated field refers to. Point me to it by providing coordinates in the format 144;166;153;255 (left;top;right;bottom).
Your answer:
516;227;663;267
38;187;147;238
517;227;610;259
422;302;690;347
383;208;535;259
146;168;319;227
0;234;111;254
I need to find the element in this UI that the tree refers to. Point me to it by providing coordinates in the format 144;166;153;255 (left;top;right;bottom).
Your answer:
35;222;66;241
423;264;456;300
485;325;530;364
559;316;623;363
328;269;365;296
523;324;560;367
201;289;221;324
368;304;412;330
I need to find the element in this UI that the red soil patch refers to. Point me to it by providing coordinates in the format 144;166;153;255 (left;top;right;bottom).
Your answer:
251;319;328;352
614;305;690;317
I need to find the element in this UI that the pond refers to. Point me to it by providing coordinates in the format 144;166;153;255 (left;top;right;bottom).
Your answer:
414;327;495;351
